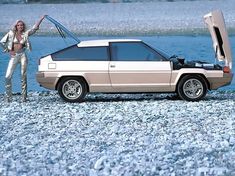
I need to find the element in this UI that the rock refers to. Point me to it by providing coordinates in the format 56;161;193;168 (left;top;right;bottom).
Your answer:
94;156;107;170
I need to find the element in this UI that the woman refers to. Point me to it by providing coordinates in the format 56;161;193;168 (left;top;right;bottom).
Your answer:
0;16;45;102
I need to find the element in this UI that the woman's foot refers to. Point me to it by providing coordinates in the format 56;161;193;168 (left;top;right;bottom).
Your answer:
22;98;27;102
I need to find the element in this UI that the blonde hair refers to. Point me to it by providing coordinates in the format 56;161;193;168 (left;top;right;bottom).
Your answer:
12;20;27;32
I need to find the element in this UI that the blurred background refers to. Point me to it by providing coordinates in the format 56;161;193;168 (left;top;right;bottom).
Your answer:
1;0;216;3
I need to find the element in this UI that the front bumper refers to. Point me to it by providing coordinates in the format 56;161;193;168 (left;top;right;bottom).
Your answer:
36;72;59;90
207;73;233;90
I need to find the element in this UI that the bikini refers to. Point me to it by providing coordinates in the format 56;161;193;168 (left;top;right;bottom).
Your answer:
13;35;25;54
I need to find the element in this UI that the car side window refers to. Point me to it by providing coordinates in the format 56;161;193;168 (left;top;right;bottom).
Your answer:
110;42;164;61
52;45;109;61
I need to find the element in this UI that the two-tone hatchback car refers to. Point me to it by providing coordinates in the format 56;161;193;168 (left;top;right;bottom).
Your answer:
37;10;233;102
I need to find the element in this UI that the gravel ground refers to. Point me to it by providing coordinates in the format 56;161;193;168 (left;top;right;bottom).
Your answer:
0;91;234;175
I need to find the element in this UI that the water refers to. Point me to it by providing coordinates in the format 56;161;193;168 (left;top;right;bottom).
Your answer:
0;1;235;35
0;0;234;93
0;35;234;93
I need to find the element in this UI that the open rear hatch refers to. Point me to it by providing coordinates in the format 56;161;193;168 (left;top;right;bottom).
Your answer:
204;10;232;70
45;15;80;44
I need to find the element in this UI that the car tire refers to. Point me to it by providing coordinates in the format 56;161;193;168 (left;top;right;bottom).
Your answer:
177;75;207;101
57;77;87;102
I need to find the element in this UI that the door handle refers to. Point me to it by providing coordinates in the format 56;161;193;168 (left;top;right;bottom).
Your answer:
110;65;116;68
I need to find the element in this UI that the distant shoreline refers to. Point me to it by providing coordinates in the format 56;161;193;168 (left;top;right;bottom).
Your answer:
1;29;235;37
0;1;234;36
0;0;217;4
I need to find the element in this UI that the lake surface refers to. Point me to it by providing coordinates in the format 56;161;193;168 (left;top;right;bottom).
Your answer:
0;35;234;93
0;0;234;93
0;1;235;35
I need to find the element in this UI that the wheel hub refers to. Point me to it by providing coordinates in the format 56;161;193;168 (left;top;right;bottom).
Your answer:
62;80;82;100
183;79;203;99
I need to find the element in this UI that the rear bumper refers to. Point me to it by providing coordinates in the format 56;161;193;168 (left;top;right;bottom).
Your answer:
36;72;59;90
208;73;233;90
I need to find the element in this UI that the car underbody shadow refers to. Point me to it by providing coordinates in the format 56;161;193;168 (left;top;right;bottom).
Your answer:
83;93;180;102
0;91;233;104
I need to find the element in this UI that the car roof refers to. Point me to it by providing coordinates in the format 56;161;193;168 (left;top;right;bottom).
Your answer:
77;39;142;47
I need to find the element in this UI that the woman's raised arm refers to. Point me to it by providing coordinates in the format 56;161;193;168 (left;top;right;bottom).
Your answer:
28;15;46;36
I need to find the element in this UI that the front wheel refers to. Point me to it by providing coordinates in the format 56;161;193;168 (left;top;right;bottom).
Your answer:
177;75;207;101
57;77;87;102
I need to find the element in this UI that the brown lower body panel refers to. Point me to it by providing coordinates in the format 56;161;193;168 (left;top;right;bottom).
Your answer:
207;73;233;90
36;72;58;90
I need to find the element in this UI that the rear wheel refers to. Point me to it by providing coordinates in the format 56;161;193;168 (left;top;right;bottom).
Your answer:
177;75;207;101
57;77;87;102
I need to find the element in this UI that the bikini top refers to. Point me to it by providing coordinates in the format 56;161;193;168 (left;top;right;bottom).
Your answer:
13;35;25;45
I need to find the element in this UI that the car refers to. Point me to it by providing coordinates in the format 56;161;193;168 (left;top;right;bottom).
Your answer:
36;10;233;102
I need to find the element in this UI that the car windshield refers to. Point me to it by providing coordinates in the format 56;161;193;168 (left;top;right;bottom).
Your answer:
155;48;171;60
144;42;171;60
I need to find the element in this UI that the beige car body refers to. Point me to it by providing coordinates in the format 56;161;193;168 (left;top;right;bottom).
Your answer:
36;10;233;101
36;39;232;92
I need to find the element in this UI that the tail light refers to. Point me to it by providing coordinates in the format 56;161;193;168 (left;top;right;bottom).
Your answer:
223;66;230;73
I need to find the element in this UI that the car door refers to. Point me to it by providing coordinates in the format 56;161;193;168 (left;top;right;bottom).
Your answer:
109;41;172;92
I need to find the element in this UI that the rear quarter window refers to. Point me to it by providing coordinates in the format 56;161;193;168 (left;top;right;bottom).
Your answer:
52;45;109;61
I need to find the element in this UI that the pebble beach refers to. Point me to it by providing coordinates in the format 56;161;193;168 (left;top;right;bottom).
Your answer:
0;1;235;175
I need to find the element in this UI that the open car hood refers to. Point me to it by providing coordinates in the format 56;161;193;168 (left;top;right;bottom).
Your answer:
45;15;80;44
204;10;232;69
